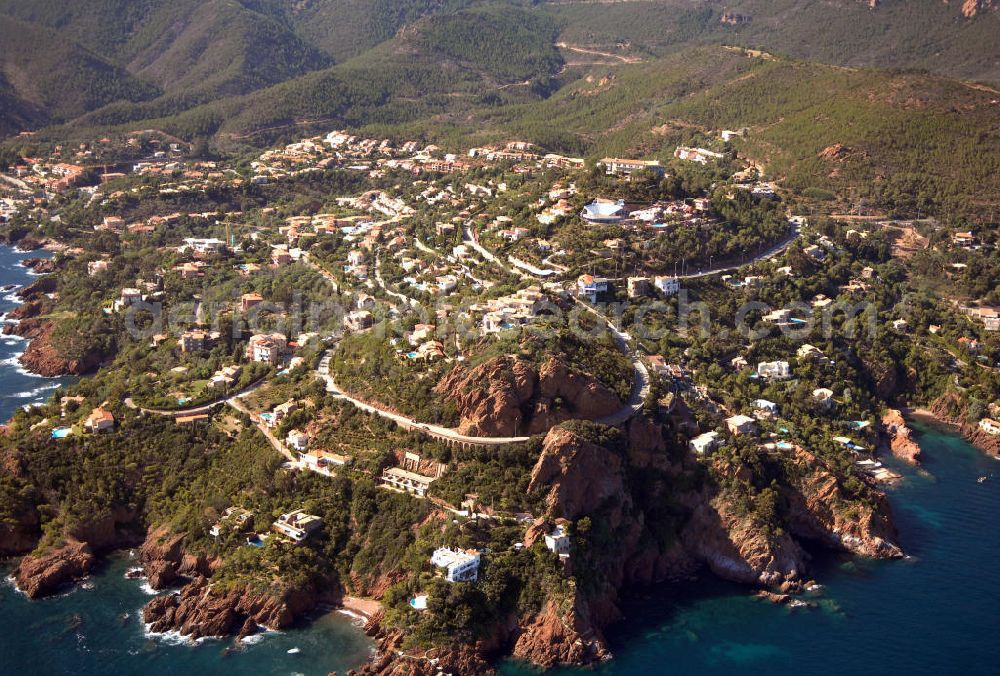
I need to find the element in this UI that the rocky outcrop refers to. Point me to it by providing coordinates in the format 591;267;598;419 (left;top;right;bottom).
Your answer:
21;258;57;274
13;236;45;252
16;276;56;302
512;598;609;668
4;299;43;322
528;425;626;520
880;409;922;464
10;507;143;596
143;576;321;639
13;540;96;598
780;446;902;559
519;420;694;666
930;392;1000;458
960;0;995;17
437;356;622;437
682;488;807;586
818;143;850;161
19;320;102;376
360;628;494;675
138;527;216;590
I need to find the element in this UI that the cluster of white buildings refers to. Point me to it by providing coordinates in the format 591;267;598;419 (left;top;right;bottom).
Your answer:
472;285;550;335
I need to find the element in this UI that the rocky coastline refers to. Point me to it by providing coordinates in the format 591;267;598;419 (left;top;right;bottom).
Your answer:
908;394;1000;459
0;397;908;673
880;408;923;464
0;266;101;377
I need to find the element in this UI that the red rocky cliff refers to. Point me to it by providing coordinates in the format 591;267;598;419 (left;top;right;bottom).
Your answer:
437;356;621;437
880;409;922;464
143;576;322;639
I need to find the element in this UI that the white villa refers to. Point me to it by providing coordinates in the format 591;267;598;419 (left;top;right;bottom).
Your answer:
431;547;481;582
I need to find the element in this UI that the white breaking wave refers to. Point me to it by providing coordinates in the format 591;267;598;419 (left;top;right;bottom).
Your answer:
12;382;61;399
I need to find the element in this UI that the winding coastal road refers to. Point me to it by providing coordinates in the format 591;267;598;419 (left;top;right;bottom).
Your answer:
316;352;531;447
123;375;269;418
571;298;651;425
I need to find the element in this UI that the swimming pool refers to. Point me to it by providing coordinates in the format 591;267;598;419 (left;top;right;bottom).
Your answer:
51;427;72;439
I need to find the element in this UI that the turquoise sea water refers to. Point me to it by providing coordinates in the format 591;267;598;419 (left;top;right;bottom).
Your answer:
2;424;996;676
0;245;74;421
503;421;1000;675
0;236;997;674
0;554;373;675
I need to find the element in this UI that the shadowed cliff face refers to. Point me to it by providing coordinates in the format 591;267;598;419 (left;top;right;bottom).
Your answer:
506;416;904;669
436;355;622;437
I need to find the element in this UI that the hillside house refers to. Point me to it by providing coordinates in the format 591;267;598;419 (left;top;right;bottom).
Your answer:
726;414;757;436
689;431;721;455
84;408;115;433
758;360;792;380
430;547;481;582
272;510;322;543
381;467;436;497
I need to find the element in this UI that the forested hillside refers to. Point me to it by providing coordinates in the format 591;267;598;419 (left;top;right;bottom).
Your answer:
0;15;159;124
0;0;998;137
544;0;1000;84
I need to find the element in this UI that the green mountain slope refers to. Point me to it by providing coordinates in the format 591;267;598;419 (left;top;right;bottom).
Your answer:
272;0;478;61
544;0;1000;84
0;73;44;137
0;0;331;123
68;4;564;141
0;15;159;124
466;45;1000;218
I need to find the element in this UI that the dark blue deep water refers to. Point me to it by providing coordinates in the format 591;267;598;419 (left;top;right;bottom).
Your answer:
504;421;1000;675
0;238;997;676
0;554;373;675
0;245;73;421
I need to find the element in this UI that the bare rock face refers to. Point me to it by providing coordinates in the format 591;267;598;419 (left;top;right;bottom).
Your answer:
143;577;320;639
682;492;807;586
138;527;216;590
528;426;624;521
14;540;96;598
880;409;922;464
21;258;57;274
780;446;903;560
437;356;621;437
961;0;995;17
360;629;494;675
138;527;187;589
16;276;56;302
818;143;850;160
19;320;102;376
512;599;609;669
